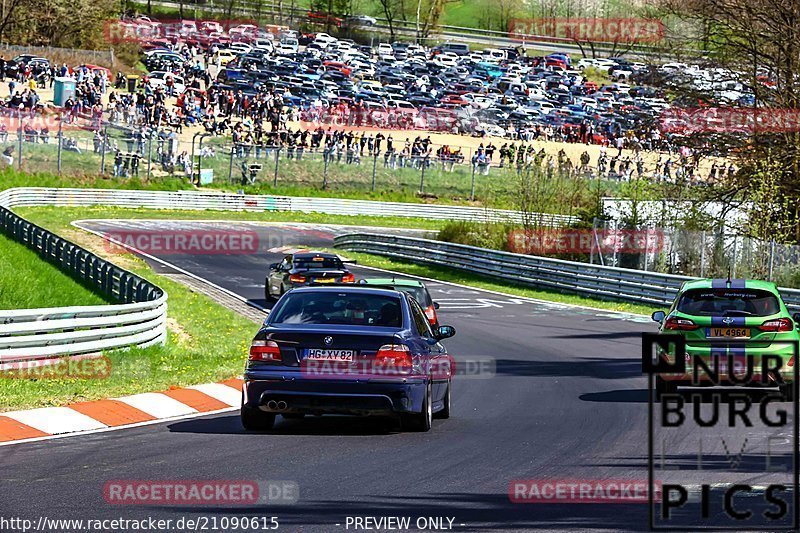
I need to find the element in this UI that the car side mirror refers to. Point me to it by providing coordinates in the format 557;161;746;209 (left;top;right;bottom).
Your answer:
269;262;279;270
435;325;455;340
651;310;666;323
433;301;440;309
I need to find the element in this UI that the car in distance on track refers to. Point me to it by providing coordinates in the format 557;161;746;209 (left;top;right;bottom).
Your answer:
651;278;800;399
265;252;355;300
241;286;456;431
358;277;440;327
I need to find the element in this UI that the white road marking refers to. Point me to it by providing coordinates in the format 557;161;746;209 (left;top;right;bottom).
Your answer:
189;383;241;407
435;298;530;309
4;407;107;434
0;407;238;447
116;393;198;418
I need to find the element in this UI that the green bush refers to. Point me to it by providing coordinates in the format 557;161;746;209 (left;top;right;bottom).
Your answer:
437;220;514;250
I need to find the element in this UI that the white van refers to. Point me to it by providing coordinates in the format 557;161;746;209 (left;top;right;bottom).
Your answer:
482;48;506;63
253;39;274;53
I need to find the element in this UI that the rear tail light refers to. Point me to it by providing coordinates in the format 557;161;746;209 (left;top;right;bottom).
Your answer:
289;274;307;283
789;356;795;367
341;273;355;283
249;340;282;362
424;305;437;325
664;317;699;331
758;318;794;332
374;344;412;371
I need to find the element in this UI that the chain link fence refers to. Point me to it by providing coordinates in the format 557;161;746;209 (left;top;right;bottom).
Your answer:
9;119;523;200
589;218;800;286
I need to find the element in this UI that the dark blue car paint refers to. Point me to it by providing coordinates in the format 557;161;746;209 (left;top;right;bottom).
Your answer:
243;287;452;417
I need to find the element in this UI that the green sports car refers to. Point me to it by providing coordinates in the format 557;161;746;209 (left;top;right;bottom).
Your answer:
651;278;800;399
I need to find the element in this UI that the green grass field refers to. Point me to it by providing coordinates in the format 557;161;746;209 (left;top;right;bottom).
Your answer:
0;233;110;309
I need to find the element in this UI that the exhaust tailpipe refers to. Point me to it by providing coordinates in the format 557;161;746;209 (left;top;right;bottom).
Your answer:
277;401;288;410
267;400;278;410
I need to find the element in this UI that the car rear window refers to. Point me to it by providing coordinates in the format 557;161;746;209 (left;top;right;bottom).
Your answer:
270;292;403;327
293;257;343;270
676;289;781;317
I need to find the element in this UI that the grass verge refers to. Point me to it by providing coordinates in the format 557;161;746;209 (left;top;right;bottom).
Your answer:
16;205;448;231
0;266;255;411
0;233;111;309
0;212;259;411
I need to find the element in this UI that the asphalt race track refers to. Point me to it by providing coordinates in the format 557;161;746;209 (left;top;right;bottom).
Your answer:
1;220;796;532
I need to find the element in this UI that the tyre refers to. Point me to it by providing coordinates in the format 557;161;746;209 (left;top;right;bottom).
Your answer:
241;405;276;431
780;383;795;401
655;377;678;401
264;284;274;302
403;383;432;432
434;380;451;419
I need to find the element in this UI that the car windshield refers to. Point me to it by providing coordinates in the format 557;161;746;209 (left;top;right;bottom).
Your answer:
270;292;403;327
293;257;343;270
676;289;781;317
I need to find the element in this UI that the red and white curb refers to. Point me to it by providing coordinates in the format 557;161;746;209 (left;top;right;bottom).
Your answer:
0;378;243;446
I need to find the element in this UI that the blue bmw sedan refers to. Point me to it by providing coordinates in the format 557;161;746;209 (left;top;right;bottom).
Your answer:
240;286;456;432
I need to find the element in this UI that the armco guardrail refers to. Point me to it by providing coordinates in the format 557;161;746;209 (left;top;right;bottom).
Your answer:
0;203;166;363
333;233;800;310
0;187;576;226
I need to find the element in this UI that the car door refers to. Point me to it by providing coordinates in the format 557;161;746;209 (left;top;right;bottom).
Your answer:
269;255;292;296
409;298;449;402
